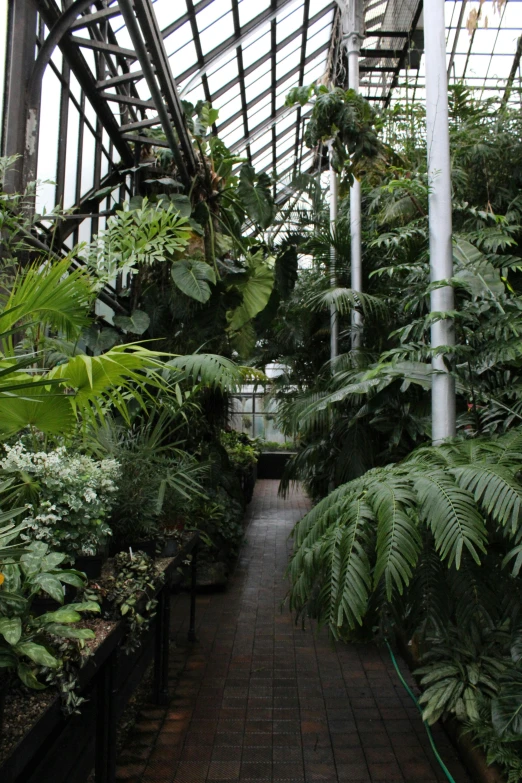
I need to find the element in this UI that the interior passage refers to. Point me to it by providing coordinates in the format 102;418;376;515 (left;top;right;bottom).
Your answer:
117;480;471;783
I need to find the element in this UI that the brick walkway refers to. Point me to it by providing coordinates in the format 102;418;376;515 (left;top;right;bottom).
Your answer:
117;480;471;783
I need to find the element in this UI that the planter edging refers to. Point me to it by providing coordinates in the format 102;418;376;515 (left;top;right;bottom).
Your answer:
396;633;506;783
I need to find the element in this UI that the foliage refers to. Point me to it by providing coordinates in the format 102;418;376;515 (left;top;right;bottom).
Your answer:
0;537;98;707
289;430;522;636
285;84;380;176
0;442;120;559
415;624;509;724
84;550;163;654
93;416;207;548
219;430;261;472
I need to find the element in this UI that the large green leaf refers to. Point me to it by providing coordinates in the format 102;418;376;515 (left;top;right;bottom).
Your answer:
453;238;505;299
237;164;275;228
0;617;22;645
113;309;150;335
15;642;59;668
171;259;216;303
33;573;65;603
227;254;274;331
0;382;75;438
414;471;487;567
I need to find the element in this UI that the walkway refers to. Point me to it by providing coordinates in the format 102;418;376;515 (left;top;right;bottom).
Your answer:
116;480;471;783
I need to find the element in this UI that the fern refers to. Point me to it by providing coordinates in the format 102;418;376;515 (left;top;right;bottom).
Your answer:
289;429;522;636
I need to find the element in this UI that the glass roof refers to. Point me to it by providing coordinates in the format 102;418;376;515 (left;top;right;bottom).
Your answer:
1;0;521;225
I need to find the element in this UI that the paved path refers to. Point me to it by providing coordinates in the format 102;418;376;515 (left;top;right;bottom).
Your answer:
117;480;471;783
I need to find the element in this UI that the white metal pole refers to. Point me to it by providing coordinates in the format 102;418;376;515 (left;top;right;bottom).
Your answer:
425;0;456;443
329;146;339;363
343;1;364;350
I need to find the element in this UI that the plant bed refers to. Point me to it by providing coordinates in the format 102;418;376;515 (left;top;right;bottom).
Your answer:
396;634;506;783
0;534;199;783
257;450;296;480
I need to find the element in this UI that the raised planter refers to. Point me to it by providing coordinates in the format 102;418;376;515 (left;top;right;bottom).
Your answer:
0;534;199;783
257;451;296;480
397;633;506;783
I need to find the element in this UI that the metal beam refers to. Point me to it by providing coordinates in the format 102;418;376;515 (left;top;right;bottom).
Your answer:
179;0;308;95
130;0;198;177
70;7;123;31
68;36;138;60
447;0;467;79
231;0;251;163
211;7;334;104
292;0;310;176
502;36;522;106
217;39;331;136
34;0;134;167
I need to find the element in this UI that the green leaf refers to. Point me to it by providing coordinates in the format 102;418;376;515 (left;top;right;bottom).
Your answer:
0;650;18;668
492;670;522;736
33;573;65;603
38;608;82;625
227;253;274;331
45;623;95;640
0;382;75;438
113;309;151;335
171;259;216;303
0;617;22;645
414;471;487;567
17;662;46;689
237;165;275;228
453;238;505;299
0;590;27;613
15;642;59;668
66;601;100;613
56;571;86;588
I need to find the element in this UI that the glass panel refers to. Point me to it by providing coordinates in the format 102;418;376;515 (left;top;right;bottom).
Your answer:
199;11;235;54
238;0;271;28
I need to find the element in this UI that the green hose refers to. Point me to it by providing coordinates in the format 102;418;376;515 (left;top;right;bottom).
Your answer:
385;639;457;783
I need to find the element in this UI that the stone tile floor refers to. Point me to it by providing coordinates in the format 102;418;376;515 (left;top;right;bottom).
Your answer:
116;480;471;783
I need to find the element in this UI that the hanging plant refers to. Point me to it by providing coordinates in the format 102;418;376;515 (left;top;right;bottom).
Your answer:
285;84;381;177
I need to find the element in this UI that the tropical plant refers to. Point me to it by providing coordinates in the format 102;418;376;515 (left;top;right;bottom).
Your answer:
289;429;522;637
0;540;98;694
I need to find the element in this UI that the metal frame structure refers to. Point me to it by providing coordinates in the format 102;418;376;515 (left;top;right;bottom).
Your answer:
2;1;521;228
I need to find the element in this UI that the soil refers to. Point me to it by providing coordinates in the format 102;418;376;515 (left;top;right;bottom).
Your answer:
0;617;117;766
0;685;56;764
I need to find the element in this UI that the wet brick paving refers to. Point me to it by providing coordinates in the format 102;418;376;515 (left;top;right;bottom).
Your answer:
116;480;471;783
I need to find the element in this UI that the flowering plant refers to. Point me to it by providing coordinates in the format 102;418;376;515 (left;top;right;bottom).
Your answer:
0;443;120;560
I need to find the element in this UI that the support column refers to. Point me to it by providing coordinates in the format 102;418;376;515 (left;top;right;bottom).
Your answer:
339;0;364;350
347;31;364;350
425;0;456;444
2;0;37;194
328;144;339;363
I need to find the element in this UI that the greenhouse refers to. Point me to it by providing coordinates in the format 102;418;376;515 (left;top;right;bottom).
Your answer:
1;0;522;781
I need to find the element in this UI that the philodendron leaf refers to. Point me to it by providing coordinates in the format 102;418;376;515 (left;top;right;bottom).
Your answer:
113;309;151;335
0;616;22;645
171;259;216;303
227;255;274;331
83;326;120;354
16;642;59;668
237;164;275;228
